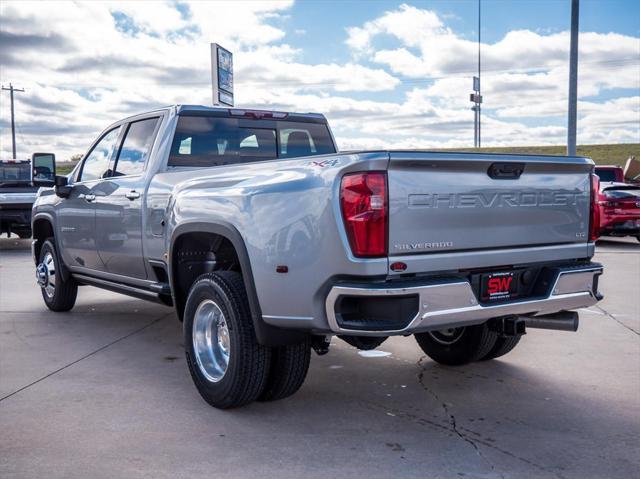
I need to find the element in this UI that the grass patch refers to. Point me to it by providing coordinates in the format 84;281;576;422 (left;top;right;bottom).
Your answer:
450;144;639;166
57;165;76;175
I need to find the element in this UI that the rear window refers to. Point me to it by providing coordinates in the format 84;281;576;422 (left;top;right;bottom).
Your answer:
603;187;640;199
0;163;30;183
168;116;335;167
595;169;618;182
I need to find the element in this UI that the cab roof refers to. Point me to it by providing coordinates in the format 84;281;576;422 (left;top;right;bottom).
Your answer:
175;105;327;123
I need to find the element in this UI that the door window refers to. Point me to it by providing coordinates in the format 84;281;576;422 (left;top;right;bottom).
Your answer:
79;127;121;182
113;117;160;176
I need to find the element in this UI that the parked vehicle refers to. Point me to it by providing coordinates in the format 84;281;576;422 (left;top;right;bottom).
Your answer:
594;165;625;184
597;181;640;242
0;154;55;238
31;105;604;409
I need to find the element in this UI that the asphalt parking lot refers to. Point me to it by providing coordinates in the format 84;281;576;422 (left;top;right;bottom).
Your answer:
1;236;638;479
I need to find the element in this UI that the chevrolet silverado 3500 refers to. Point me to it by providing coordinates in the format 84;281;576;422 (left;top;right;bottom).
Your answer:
32;105;603;408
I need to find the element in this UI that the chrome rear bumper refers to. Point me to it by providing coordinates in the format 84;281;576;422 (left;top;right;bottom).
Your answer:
325;266;602;336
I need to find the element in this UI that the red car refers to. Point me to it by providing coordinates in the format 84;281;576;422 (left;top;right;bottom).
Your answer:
597;181;640;242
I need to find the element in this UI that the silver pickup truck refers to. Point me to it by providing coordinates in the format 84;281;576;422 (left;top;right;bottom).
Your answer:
32;105;603;408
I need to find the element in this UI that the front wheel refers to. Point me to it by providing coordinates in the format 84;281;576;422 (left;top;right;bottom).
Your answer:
37;238;77;312
414;323;498;366
183;271;271;409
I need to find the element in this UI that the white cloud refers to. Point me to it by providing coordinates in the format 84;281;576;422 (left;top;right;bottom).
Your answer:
346;4;446;53
0;1;637;161
346;4;639;80
0;0;399;159
343;3;639;147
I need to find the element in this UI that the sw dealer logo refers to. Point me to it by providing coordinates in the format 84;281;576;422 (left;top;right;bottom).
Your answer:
481;271;517;302
487;276;513;296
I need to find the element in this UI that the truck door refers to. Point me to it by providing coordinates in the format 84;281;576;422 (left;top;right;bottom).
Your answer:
94;117;160;279
57;126;122;270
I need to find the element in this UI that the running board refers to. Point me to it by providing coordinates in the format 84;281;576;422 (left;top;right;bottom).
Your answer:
73;274;173;306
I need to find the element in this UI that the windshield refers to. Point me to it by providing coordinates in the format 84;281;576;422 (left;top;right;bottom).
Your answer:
0;162;30;185
168;116;336;167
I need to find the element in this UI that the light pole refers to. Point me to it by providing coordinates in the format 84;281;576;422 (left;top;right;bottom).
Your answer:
477;0;481;148
567;0;579;156
470;0;482;148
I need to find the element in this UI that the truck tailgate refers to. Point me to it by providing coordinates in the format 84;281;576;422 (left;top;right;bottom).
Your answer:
387;152;593;256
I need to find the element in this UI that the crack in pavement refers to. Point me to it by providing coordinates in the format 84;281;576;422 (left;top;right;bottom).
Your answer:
417;356;506;479
0;313;171;403
416;356;571;479
359;396;568;479
595;305;639;336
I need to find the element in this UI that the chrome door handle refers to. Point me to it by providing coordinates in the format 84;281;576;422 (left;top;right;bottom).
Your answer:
79;193;96;202
125;190;141;200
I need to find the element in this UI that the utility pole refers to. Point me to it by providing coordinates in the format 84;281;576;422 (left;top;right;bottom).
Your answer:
567;0;579;156
1;83;25;159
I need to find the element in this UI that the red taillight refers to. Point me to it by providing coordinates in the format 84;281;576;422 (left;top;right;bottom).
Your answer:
340;172;388;257
589;173;601;241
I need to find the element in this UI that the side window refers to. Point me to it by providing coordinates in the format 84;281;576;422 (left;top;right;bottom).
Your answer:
113;118;159;176
79;127;121;182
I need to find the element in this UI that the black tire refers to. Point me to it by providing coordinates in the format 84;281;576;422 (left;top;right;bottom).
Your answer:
636;235;640;243
480;335;522;361
259;339;311;402
183;271;271;409
414;323;498;366
338;335;388;351
38;238;77;312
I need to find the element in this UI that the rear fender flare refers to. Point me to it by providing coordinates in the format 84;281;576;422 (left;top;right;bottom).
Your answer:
169;221;307;346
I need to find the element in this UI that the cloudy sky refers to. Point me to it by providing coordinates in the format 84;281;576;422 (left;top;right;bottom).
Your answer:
0;0;638;161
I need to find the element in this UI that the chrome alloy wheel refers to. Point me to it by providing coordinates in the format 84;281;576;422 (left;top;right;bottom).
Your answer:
428;327;465;345
36;252;56;299
192;299;230;383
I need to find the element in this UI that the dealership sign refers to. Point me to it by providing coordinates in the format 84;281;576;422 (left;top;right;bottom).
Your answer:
211;43;233;107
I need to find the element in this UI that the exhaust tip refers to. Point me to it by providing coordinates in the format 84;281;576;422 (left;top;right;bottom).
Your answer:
525;311;579;332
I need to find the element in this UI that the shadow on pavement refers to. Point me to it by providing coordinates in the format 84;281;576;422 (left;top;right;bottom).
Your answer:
596;237;639;252
0;237;31;251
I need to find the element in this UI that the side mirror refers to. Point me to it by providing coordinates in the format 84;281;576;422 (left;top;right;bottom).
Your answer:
31;152;56;187
54;175;72;198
